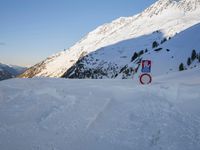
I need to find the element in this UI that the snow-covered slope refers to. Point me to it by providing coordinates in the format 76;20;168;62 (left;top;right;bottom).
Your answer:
1;69;200;150
20;0;200;78
143;23;200;75
115;23;200;79
0;63;26;81
63;23;200;79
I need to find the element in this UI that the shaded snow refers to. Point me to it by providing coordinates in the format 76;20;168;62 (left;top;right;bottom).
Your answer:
142;23;200;76
0;69;200;150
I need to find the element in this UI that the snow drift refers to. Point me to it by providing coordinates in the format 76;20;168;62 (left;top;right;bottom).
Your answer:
1;69;200;150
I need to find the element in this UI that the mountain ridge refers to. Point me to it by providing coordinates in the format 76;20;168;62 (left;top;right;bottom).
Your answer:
62;23;200;79
19;0;200;78
0;63;27;81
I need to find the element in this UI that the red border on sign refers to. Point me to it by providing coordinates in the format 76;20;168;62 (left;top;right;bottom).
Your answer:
139;73;152;85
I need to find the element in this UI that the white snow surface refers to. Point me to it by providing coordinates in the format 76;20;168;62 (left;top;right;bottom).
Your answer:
73;22;200;79
0;69;200;150
21;0;200;78
142;23;200;76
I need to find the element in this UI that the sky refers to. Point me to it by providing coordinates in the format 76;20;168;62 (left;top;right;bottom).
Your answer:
0;0;157;67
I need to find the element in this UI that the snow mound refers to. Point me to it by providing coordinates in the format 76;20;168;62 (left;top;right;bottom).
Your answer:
0;69;200;150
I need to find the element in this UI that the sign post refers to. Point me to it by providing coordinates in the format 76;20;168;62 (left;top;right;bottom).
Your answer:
139;60;152;85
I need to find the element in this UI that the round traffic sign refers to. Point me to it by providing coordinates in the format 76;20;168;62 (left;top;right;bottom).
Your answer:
139;73;152;85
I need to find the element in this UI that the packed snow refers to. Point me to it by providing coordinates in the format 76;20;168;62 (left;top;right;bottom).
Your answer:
0;69;200;150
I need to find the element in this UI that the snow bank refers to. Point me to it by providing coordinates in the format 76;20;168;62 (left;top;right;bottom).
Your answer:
0;69;200;150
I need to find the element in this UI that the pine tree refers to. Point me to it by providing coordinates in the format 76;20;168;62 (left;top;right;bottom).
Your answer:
179;63;184;71
131;52;138;62
138;50;144;56
187;57;191;66
161;38;167;44
191;49;197;61
199;53;200;63
152;41;159;48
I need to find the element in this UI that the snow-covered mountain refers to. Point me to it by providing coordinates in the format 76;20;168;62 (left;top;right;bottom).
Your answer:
20;0;200;78
115;23;200;79
0;63;26;81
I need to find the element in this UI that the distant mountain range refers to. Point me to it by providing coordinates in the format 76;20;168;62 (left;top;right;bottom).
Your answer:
0;63;26;81
20;0;200;79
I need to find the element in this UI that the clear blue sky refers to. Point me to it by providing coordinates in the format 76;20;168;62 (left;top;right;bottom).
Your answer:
0;0;156;67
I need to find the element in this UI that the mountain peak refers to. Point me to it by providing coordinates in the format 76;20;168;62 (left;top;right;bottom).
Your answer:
19;0;200;78
141;0;200;17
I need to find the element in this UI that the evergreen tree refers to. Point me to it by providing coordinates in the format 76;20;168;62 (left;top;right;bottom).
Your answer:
199;53;200;62
191;49;197;61
131;52;138;62
161;38;167;44
179;63;184;71
152;41;159;48
187;57;191;66
138;50;144;56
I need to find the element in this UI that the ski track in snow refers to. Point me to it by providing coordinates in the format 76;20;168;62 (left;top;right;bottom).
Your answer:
0;69;200;150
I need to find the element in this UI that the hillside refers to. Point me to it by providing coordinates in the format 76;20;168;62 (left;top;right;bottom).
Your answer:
116;23;200;78
20;0;200;78
1;69;200;150
63;23;200;79
0;63;26;81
